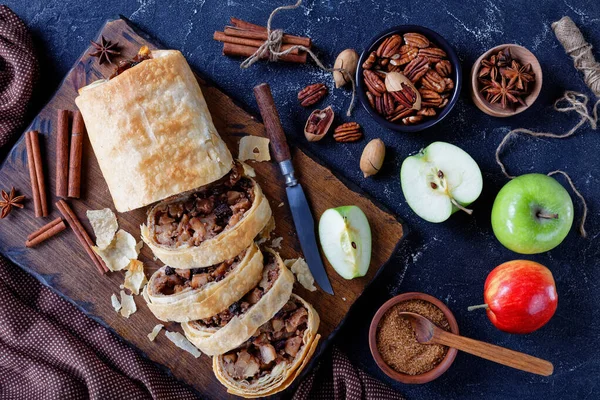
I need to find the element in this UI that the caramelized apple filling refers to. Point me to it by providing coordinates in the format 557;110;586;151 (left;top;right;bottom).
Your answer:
221;299;309;381
151;163;255;248
109;46;153;79
194;258;280;329
152;254;243;296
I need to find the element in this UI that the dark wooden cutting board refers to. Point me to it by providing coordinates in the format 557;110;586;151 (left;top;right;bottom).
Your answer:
0;18;405;398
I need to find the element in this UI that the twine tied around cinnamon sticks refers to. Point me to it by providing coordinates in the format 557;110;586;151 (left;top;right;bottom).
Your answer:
239;0;356;116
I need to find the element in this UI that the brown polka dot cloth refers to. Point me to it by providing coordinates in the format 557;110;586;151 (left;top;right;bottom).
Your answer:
0;6;403;399
294;347;405;400
0;5;37;148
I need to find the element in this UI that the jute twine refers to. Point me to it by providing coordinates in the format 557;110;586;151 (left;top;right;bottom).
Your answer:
552;16;600;97
495;92;599;239
240;0;356;116
494;16;600;238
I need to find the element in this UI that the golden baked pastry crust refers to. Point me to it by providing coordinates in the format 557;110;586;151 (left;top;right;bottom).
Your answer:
212;294;320;398
143;243;263;322
140;176;272;269
75;50;233;212
181;250;295;356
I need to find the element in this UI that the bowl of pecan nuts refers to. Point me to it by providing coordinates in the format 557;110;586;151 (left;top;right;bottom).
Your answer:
356;26;461;132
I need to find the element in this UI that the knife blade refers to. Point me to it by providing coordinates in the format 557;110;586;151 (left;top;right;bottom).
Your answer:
253;83;334;295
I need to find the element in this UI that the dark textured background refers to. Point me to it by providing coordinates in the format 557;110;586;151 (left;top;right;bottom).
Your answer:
4;1;600;399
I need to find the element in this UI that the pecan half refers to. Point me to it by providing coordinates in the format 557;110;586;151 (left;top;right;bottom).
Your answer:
362;51;377;70
366;91;376;108
387;106;414;122
417;107;436;117
382;92;396;116
377;34;402;58
333;122;363;142
363;70;386;97
421;70;446;93
419;88;443;107
402;115;424;125
391;45;418;66
304;106;334;142
298;83;328;107
443;77;454;91
419;47;447;64
404;33;430;48
403;56;429;83
435;60;452;77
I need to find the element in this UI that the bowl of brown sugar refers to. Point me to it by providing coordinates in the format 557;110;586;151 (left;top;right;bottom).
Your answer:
369;292;459;384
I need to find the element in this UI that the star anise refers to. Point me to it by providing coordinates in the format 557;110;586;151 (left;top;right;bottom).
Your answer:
482;75;522;109
479;55;499;81
501;60;535;91
495;47;512;67
0;187;25;218
89;36;121;65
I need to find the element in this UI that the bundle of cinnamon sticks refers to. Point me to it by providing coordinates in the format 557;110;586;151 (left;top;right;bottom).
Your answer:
214;17;312;64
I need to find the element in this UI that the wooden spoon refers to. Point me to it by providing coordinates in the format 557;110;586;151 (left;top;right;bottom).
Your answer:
399;312;554;376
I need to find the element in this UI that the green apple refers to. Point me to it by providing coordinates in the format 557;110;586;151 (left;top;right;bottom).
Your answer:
318;206;372;280
491;174;573;254
400;142;483;223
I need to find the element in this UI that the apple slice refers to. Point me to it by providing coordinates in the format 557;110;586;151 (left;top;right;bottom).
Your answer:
401;141;483;223
318;206;372;280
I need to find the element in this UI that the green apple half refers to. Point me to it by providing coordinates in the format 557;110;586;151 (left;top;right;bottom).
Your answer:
400;142;483;223
491;173;574;254
318;206;372;280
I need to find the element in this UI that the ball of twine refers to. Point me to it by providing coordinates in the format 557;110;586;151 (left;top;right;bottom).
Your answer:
552;16;600;97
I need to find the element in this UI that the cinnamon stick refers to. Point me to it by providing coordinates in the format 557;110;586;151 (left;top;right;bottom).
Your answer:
214;31;300;55
27;217;63;241
223;26;312;48
26;219;66;248
230;17;267;32
28;131;48;216
56;109;70;198
56;200;108;274
68;111;84;198
25;131;42;217
223;42;307;64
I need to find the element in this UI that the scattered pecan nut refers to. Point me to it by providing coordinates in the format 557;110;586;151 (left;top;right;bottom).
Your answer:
304;106;334;142
363;70;386;97
298;83;328;107
404;33;430;48
333;122;363;142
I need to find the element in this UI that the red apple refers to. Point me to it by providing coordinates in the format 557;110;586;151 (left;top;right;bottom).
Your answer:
472;260;558;334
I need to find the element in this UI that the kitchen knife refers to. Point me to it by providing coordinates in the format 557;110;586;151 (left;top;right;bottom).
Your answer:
253;83;334;295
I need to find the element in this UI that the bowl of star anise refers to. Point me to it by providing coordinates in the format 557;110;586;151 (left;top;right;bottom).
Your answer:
471;44;542;117
356;26;462;132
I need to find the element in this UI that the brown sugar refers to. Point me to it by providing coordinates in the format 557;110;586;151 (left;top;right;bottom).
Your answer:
376;299;451;375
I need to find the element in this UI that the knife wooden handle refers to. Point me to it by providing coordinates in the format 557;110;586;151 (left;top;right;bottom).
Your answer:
253;83;291;163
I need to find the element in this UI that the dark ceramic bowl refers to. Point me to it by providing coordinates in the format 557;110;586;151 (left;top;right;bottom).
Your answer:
356;25;462;132
368;292;459;384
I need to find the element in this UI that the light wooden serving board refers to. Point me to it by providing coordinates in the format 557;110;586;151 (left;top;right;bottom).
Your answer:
0;18;405;398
